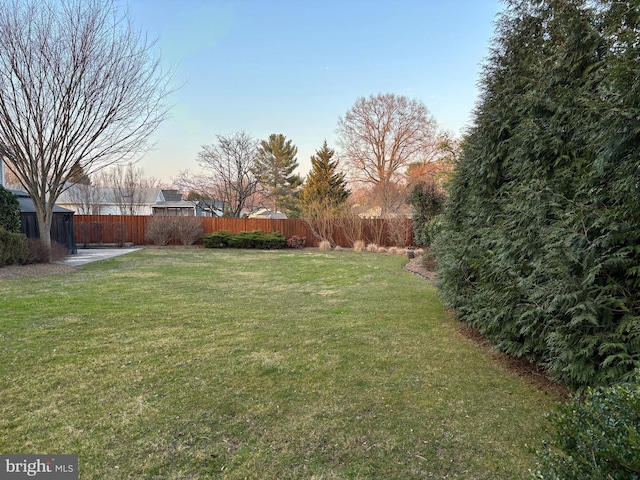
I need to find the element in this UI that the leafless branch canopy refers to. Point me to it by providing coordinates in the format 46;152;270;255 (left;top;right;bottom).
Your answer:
100;163;160;215
336;93;439;188
176;131;261;217
0;0;172;252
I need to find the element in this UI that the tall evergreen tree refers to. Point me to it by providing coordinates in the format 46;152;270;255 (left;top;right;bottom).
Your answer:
254;133;302;214
433;0;640;388
300;141;350;211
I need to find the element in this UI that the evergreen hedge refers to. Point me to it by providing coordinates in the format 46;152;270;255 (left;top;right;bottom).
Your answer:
0;227;29;266
203;230;286;250
434;0;640;388
0;186;21;233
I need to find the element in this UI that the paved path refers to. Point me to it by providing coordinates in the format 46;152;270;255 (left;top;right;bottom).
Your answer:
59;248;141;266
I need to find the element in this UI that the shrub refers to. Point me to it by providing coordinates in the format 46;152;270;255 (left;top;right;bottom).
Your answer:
172;216;203;246
25;238;67;264
113;223;127;247
318;240;331;251
0;227;29;266
366;243;378;252
531;377;640;479
408;181;447;247
433;0;640;388
421;248;437;271
336;214;363;247
203;230;232;248
145;216;204;246
145;216;173;246
386;217;410;247
203;230;285;249
416;214;445;247
286;235;306;249
0;186;21;233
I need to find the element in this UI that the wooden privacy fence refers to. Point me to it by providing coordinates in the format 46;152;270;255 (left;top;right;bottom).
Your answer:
73;215;414;248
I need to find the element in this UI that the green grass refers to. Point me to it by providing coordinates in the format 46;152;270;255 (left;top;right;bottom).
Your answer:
0;248;559;479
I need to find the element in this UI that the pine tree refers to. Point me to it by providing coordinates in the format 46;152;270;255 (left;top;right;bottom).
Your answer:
254;133;302;214
68;161;92;185
300;141;350;212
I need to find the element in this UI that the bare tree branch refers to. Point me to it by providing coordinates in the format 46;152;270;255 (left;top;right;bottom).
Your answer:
176;131;261;217
101;162;159;215
336;93;439;215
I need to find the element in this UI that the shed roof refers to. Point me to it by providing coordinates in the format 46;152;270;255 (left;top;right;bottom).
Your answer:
9;189;75;214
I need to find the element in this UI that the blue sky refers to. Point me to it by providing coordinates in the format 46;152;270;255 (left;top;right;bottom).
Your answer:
126;0;503;183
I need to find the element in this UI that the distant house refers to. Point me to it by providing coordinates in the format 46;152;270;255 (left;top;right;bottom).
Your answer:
247;208;287;219
152;190;197;216
192;199;225;218
56;186;206;216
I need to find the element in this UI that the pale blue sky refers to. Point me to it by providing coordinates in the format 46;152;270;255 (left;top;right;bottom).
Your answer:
126;0;503;183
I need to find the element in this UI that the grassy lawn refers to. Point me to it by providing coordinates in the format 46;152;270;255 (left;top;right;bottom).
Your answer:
0;248;560;479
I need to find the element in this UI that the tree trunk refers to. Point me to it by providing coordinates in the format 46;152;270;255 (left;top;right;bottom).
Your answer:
34;201;54;263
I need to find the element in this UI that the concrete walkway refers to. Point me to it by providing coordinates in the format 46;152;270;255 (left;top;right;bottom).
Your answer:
59;248;142;266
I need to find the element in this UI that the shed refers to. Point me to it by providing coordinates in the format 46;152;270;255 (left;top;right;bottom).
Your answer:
10;189;78;254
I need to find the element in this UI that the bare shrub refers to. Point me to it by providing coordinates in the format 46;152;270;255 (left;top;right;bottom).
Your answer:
319;240;332;251
286;235;306;249
26;239;67;264
145;216;173;246
422;248;437;270
172;216;204;245
91;222;104;245
304;198;335;244
336;213;363;247
77;222;90;246
145;216;204;246
386;216;410;247
365;218;386;246
113;222;127;247
353;240;365;252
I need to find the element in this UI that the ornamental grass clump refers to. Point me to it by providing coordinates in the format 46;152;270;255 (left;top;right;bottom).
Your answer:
318;240;331;251
353;240;365;252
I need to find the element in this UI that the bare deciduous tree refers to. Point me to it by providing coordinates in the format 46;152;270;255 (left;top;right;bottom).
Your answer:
336;93;439;215
102;163;161;215
304;197;337;245
176;131;261;217
64;182;105;214
0;0;172;259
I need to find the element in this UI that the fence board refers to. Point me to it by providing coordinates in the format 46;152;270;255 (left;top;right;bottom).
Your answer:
73;216;413;248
